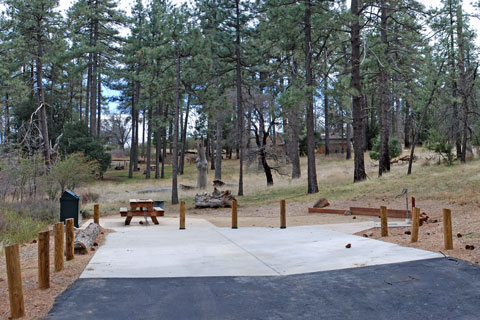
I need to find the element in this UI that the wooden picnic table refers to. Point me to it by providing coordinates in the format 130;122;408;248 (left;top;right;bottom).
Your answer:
120;199;164;225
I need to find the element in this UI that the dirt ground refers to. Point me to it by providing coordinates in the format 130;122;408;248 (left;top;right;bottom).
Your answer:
0;226;112;320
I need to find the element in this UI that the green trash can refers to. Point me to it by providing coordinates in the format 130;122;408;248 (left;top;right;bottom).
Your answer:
60;190;82;228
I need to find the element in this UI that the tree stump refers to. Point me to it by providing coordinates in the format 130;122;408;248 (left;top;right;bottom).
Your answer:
196;140;208;189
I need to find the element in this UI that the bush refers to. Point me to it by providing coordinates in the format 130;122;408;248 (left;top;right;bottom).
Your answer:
369;137;402;160
44;153;98;200
60;121;111;174
0;209;51;247
427;142;455;166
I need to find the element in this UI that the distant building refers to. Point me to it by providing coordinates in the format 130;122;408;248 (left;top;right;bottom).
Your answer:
317;133;350;154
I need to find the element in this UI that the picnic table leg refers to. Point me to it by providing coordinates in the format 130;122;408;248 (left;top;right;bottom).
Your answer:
151;216;159;224
125;216;133;225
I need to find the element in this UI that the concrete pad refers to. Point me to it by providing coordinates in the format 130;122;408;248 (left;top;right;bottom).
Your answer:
81;217;440;278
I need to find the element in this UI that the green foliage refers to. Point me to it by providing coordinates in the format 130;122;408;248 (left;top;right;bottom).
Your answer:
0;209;50;247
369;137;402;161
60;121;111;174
426;130;456;166
47;153;99;200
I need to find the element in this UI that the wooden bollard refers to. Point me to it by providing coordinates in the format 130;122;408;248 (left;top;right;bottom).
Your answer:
411;207;420;243
443;208;453;250
179;201;186;230
232;200;238;229
94;204;100;224
411;196;416;208
38;230;50;289
54;222;64;272
5;244;25;319
280;199;286;229
66;218;75;261
380;206;388;237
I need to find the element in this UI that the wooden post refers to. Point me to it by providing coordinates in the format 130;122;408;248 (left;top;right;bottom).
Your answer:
443;208;453;250
380;206;388;237
411;196;416;208
232;200;238;229
38;230;50;289
280;199;286;229
5;244;25;319
66;218;75;261
411;207;420;243
94;203;100;224
179;201;186;230
54;222;64;272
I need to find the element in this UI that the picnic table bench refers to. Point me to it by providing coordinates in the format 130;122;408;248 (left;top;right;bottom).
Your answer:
120;199;164;225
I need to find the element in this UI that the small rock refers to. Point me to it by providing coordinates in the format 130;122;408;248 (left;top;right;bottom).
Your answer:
101;232;104;234
431;219;438;223
457;233;463;238
344;210;352;216
90;247;96;251
345;243;352;249
363;234;368;238
465;245;475;250
93;242;98;246
0;278;4;282
365;231;373;237
426;232;431;235
352;216;357;220
404;230;411;235
139;221;144;225
32;239;37;244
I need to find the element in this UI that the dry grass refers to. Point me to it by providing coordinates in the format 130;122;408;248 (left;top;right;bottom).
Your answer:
78;148;480;215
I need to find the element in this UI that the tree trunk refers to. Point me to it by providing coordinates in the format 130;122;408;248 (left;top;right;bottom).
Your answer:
90;10;98;137
146;103;152;179
448;1;461;158
351;0;366;182
404;100;411;148
179;94;190;175
214;110;224;180
36;32;51;166
378;1;390;176
97;72;102;136
305;0;318;193
235;0;244;196
196;140;208;189
155;101;161;179
161;104;168;179
171;41;181;204
324;64;330;156
128;83;136;179
346;120;352;160
457;5;468;163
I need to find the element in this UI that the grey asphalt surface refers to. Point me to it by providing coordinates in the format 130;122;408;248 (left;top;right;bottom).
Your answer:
46;258;480;320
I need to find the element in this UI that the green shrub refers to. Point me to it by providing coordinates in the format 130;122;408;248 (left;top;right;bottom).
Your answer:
369;137;402;160
0;211;49;247
427;142;455;166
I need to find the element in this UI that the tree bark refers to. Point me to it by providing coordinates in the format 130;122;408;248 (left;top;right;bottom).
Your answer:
378;0;391;176
305;0;319;193
404;100;411;148
457;5;468;163
196;140;208;189
171;41;181;204
235;0;244;196
146;103;153;179
128;83;136;179
179;94;190;175
351;0;366;182
324;63;330;156
36;30;51;166
90;6;98;137
97;72;102;136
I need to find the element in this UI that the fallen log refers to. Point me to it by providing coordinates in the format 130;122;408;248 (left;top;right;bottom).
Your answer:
74;223;101;255
194;188;236;208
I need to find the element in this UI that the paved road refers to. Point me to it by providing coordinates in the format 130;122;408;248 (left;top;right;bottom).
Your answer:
47;258;480;320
